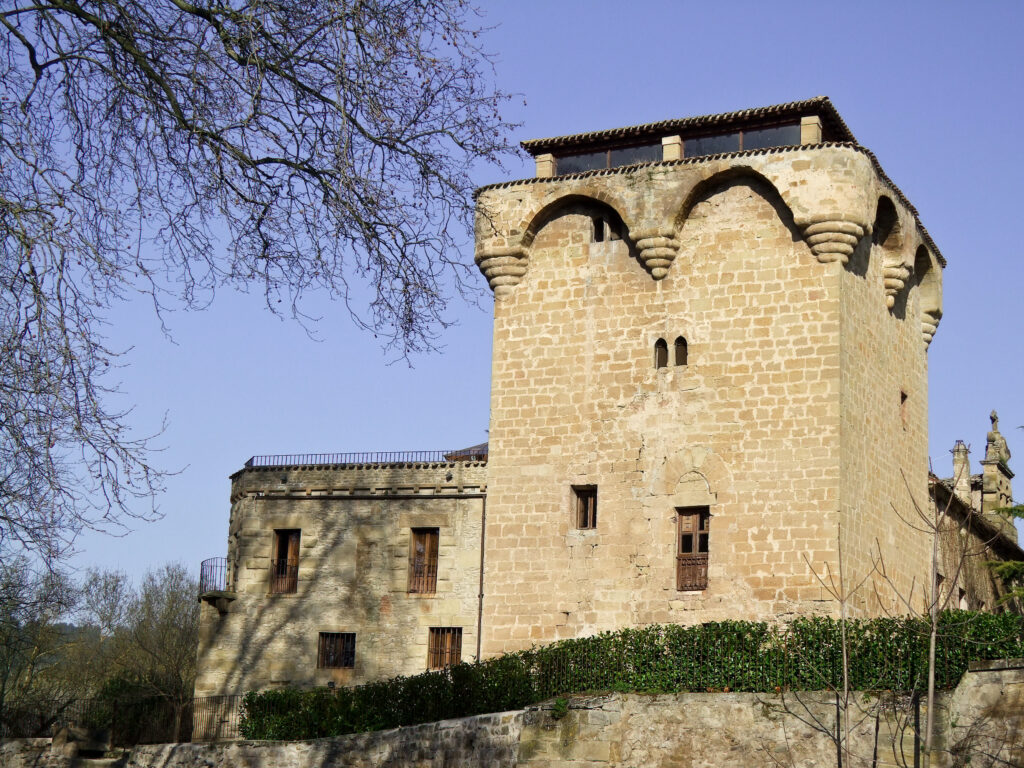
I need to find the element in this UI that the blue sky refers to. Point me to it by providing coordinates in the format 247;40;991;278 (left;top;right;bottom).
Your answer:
72;0;1024;578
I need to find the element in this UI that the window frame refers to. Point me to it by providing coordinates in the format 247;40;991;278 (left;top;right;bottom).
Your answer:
676;507;710;591
573;485;598;530
317;631;356;669
270;528;300;594
408;527;440;594
427;627;463;670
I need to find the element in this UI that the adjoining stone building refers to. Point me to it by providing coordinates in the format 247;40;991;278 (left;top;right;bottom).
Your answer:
194;98;1023;699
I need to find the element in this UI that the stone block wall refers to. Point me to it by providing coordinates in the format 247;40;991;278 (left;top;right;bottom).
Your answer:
194;461;487;697
476;147;941;657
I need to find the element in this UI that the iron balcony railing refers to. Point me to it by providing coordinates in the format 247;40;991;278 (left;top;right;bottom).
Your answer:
408;561;438;594
199;557;229;595
244;448;488;468
270;560;298;594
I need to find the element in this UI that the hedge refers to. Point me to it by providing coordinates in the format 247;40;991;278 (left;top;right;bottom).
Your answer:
239;612;1024;740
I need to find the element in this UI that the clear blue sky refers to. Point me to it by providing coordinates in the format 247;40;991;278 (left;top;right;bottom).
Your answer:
72;0;1024;579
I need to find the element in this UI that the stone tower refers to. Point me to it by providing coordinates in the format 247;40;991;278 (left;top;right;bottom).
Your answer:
474;98;945;657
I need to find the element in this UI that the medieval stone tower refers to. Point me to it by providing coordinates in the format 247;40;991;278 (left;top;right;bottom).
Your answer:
474;97;944;657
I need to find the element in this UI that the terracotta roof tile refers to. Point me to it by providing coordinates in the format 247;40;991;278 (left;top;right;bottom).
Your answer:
520;97;854;155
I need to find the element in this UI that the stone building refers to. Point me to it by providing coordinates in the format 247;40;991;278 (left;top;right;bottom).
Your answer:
194;98;1022;698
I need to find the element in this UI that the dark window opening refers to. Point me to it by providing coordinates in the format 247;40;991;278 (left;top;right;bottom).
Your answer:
428;627;462;669
556;142;661;175
654;338;668;369
270;529;300;594
677;507;710;591
684;123;799;159
318;632;356;668
900;390;908;430
408;528;439;594
573;485;597;529
591;213;623;243
674;337;688;366
592;215;605;242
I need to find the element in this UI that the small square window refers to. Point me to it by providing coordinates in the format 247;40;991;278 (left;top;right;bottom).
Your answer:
573;486;597;529
427;627;462;670
318;632;355;669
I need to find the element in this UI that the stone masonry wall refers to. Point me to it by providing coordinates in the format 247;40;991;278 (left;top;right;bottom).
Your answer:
194;461;487;698
838;210;932;617
476;147;943;657
11;660;1018;768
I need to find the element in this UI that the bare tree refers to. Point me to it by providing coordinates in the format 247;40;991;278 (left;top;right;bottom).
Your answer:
0;0;516;565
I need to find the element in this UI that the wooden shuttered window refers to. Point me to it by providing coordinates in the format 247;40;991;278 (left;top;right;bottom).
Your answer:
270;529;300;594
676;507;710;591
317;632;356;668
427;627;462;669
573;486;597;529
408;528;439;594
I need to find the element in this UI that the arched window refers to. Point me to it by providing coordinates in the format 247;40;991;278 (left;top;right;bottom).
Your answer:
674;337;688;366
654;338;668;369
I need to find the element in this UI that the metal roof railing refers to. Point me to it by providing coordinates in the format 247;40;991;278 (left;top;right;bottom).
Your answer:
243;448;488;469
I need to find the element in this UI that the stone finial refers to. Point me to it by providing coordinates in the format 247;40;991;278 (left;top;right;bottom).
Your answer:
986;410;1010;463
475;245;527;297
800;218;867;265
632;226;680;280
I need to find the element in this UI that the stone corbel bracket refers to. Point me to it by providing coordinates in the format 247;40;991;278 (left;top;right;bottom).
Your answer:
633;226;680;280
921;307;942;347
800;216;869;265
475;244;527;298
882;257;911;308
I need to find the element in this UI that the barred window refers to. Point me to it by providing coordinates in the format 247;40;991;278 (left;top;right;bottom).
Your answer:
317;632;355;669
270;529;300;594
427;627;462;670
408;528;439;594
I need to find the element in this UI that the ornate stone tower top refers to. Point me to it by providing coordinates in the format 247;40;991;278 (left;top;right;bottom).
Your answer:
986;410;1011;464
981;410;1016;542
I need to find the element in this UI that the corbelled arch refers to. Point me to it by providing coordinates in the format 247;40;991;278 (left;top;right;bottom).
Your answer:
475;190;634;298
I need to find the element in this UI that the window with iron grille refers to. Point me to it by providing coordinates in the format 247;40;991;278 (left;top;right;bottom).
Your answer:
427;627;462;669
317;632;355;668
408;528;439;594
270;529;300;594
573;486;597;529
676;507;710;590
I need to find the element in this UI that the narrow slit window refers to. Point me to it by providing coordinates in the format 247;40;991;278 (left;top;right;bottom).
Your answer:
674;337;688;366
592;216;605;242
427;627;462;669
408;528;439;594
654;338;668;369
900;390;909;429
317;632;356;668
676;507;710;591
573;485;597;529
270;529;300;594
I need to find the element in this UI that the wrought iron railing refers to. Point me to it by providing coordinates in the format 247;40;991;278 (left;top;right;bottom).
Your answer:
408;561;438;594
199;557;229;594
270;560;298;594
244;448;488;468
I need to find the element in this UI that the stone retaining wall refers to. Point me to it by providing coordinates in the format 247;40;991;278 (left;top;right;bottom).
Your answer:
6;661;1022;768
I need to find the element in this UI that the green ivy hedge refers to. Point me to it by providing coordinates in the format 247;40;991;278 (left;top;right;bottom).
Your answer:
239;612;1024;741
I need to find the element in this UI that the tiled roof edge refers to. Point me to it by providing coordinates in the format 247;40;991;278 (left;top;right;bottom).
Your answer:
520;97;855;154
475;142;945;268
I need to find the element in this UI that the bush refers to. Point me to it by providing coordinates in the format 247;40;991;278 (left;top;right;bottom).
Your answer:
238;612;1024;741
